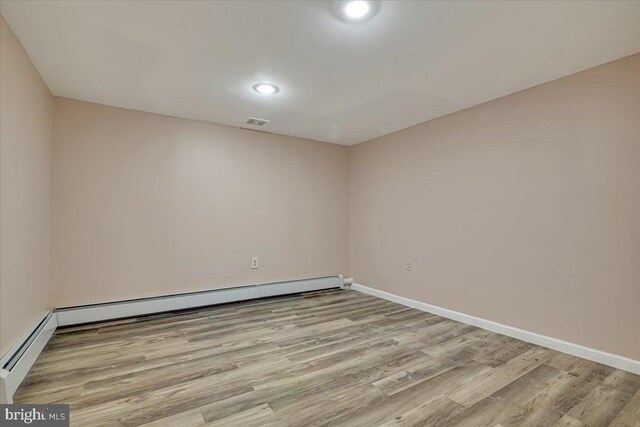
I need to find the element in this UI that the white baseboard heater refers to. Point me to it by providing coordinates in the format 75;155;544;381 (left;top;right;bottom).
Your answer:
55;275;343;326
0;274;344;403
1;312;57;404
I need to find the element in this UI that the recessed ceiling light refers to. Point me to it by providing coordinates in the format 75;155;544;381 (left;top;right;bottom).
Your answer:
343;0;369;18
338;0;379;22
253;83;279;95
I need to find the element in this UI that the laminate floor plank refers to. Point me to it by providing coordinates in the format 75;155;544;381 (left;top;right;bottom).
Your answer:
377;395;465;427
139;408;205;427
609;388;640;426
510;361;614;427
325;363;490;426
566;369;640;426
203;403;277;426
445;364;563;427
553;415;586;427
13;289;639;427
445;347;550;407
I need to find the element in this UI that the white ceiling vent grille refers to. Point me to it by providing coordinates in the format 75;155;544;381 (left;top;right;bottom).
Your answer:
246;117;270;126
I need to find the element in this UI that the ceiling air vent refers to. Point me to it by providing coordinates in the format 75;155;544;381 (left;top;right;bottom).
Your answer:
246;117;270;126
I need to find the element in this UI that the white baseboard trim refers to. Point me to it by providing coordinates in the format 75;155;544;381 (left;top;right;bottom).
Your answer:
0;312;57;404
351;283;640;375
56;275;343;327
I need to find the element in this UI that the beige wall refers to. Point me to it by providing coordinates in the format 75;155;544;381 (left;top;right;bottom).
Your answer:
51;98;349;307
349;54;640;360
0;17;53;356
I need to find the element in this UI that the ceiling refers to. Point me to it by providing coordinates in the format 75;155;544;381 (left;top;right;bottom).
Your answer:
2;1;639;145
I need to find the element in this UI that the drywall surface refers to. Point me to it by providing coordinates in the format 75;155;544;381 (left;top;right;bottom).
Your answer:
0;16;53;356
51;98;349;306
349;54;640;360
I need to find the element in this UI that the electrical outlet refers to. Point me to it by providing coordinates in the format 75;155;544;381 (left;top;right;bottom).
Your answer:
406;260;412;271
251;256;259;269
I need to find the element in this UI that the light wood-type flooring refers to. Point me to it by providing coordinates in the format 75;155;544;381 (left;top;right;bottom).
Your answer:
14;289;640;426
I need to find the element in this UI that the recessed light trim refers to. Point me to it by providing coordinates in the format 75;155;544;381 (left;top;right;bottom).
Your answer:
338;0;379;23
253;83;279;95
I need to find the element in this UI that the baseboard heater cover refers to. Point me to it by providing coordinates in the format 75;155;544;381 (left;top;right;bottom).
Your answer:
1;312;57;404
351;283;640;375
55;275;343;327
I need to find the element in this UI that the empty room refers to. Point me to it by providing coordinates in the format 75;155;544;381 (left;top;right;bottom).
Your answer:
0;1;639;426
